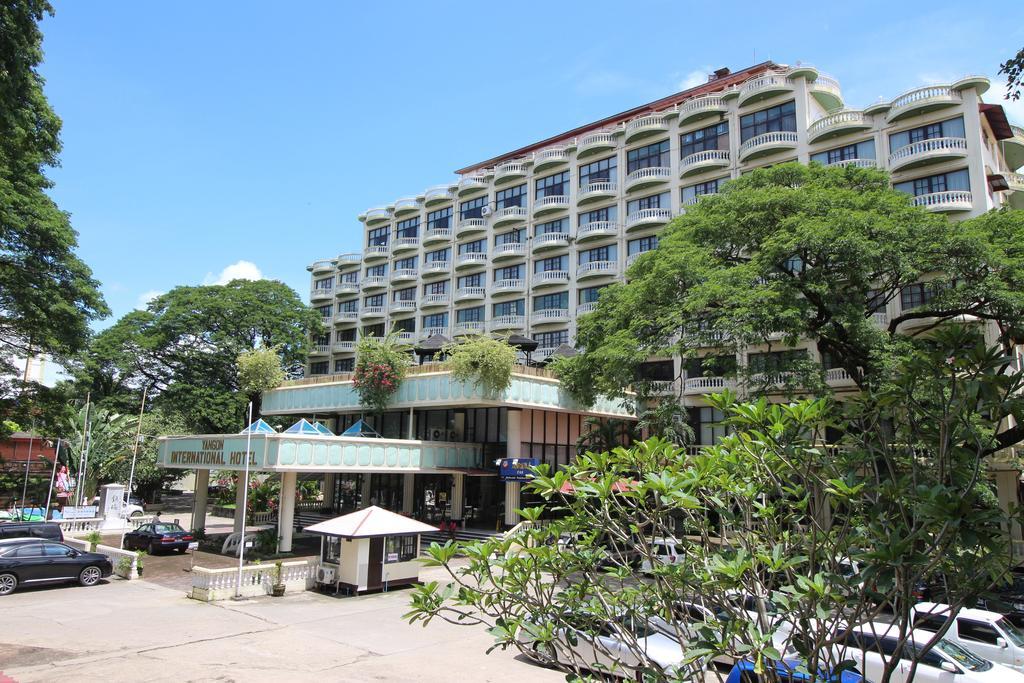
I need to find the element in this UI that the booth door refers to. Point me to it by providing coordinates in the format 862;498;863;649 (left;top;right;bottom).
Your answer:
367;537;384;590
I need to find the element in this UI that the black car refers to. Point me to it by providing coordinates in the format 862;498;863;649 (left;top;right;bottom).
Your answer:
0;521;64;542
0;538;112;596
123;522;194;554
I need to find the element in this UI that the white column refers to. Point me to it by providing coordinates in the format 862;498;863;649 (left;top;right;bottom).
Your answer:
192;469;209;532
402;473;415;514
451;474;465;523
504;481;521;527
504;410;523;527
233;473;247;533
407;407;416;439
361;474;372;508
279;470;297;553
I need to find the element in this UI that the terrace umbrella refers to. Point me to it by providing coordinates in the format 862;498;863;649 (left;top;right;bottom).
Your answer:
505;334;539;365
414;334;450;364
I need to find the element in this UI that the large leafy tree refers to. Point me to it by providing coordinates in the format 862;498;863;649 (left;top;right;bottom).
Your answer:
70;279;320;433
555;163;1024;453
0;1;108;425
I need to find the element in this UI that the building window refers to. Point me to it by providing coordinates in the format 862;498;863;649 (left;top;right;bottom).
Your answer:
681;179;720;203
534;330;568;348
314;333;330;347
626;139;670;173
334;358;354;373
394;256;417;270
749;350;807;374
628;235;659;255
900;283;937;310
893;169;970;197
533;291;568;311
366;264;386;277
680;122;729;158
340;272;358;284
393;318;415;333
314;277;333;291
578;285;607;304
363;294;384;308
315;304;332;318
889;116;965;152
367;226;389;247
310;361;329;376
534;255;567;273
458;272;483;288
494;264;523;281
740;101;796;142
423;312;448;329
579;245;616;264
579;156;617;187
425;247;450;263
427;206;452;232
424;280;448;295
810;139;875;165
336;328;356;342
395;217;419;239
495;183;526;209
494;228;525;245
363;323;385;337
392;287;415;302
627;191;670;214
535;171;569;199
339;299;358;313
384;535;418;563
459;195;487;220
458;239;486;254
535;218;567;236
697;407;727;445
579;206;617;225
493;299;524;317
456;306;484;323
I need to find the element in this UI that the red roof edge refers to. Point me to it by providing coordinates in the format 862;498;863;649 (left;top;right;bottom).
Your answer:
981;103;1014;140
454;61;779;175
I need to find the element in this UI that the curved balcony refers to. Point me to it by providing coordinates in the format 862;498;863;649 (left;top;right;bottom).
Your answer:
826;158;878;169
679;150;730;178
453;321;486;336
420;327;450;340
393;197;420;216
533;270;569;287
626;251;653;268
455;218;488;237
362;207;390;225
578;181;617;205
679;95;728;126
737;73;794;106
683;376;735;395
493;206;527;227
888;137;968;172
738;131;799;162
1006;172;1024;210
332;341;357;354
577;260;618;280
423;227;452;245
1005;125;1024;171
624;166;671;192
887;85;962;122
310;344;330;356
395;331;416;344
335;311;359;323
624;114;670;143
577;131;617;159
577;221;618;242
533;346;558;362
424;185;455;206
389;268;418;283
532;232;570;252
455;287;485;302
533;195;569;217
390;300;417;313
359;306;386;320
533;147;570;173
825;367;856;387
625;207;673;231
456;252;488;269
335;281;359;295
488;315;526;332
391;236;419;253
310;288;333;302
911;190;973;213
494;161;528;184
364;244;390;261
531;308;570;325
492;242;526;261
421;261;451;277
457;175;489;196
492;279;525;295
420;293;450;308
310;259;334;273
361;275;387;290
807;110;871;143
809;74;843;111
576;302;598;316
335;253;361;267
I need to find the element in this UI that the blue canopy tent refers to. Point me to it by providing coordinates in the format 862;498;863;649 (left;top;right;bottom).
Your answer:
240;418;276;434
341;419;381;438
284;418;325;435
313;421;335;436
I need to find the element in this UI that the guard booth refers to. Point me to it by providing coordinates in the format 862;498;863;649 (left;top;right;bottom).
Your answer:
305;506;437;594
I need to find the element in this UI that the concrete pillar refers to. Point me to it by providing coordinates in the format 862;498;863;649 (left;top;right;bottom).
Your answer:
279;470;297;553
451;474;465;523
407;407;416;439
361;474;372;508
233;474;247;533
504;481;521;527
402;473;415;514
322;473;335;509
192;469;209;532
504;409;523;527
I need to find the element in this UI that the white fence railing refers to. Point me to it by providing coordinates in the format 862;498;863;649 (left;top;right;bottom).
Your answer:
190;559;318;601
65;537;140;579
58;514;158;537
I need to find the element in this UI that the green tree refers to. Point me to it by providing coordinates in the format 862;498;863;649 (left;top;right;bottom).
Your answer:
1000;47;1024;100
95;408;185;502
352;332;411;416
443;335;517;396
575;416;636;455
237;346;286;418
0;1;108;426
60;404;135;501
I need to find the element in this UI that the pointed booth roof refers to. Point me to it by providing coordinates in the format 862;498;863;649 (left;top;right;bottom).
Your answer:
240;418;276;434
283;418;323;435
304;506;437;538
341;419;381;438
546;344;578;360
415;334;450;353
313;421;335;436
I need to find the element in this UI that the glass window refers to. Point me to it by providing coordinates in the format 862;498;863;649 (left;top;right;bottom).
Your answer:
384;535;417;563
42;543;72;557
425;248;450;263
579;245;616;264
534;292;568;311
535;171;569;199
339;299;358;313
627;191;670;214
534;330;568;348
681;178;721;203
314;333;330;347
534;255;567;273
363;294;384;308
335;328;356;341
810;139;876;165
680;121;729;158
740;101;796;142
495;183;526;209
900;283;935;310
334;358;354;373
626;139;670;173
367;226;389;246
494;264;523;281
958;620;1000;645
579;156;617;187
459;195;487;220
456;306;484;323
392;318;415;333
315;304;332;318
579;206;617;225
340;272;358;284
535;219;567;236
314;277;333;290
699;407;727;445
394;256;417;270
628;236;659;255
494;228;525;245
426;206;452;232
395;217;419;239
422;312;448;328
423;280;448;294
578;285;607;304
363;323;385;337
457;273;483;288
749;350;806;374
458;239;486;254
493;299;525;316
893;169;970;197
309;361;329;376
889;116;965;151
392;287;415;302
365;264;386;277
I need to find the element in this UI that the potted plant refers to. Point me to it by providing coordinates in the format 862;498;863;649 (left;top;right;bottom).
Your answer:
271;560;285;597
136;551;146;577
116;555;134;579
84;530;102;552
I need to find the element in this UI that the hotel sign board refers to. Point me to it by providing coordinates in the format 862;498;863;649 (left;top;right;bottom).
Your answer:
161;437;263;470
499;457;539;482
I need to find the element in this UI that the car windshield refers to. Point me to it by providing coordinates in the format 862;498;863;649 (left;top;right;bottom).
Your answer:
998;617;1024;647
153;523;183;533
932;639;992;671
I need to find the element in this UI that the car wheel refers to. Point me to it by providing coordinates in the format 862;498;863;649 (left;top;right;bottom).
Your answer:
149;542;160;555
130;510;142;518
79;565;102;587
0;573;17;596
529;641;556;666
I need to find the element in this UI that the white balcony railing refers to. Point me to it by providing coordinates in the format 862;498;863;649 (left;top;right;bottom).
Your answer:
456;218;488;235
738;131;799;160
424;185;454;204
488;315;526;331
390;268;418;282
577;221;618;240
531;308;570;324
684;376;735;394
577;260;617;278
335;310;359;322
887;85;961;121
577;131;617;155
363;207;390;223
679;150;729;176
424;227;452;243
455;286;485;301
626;251;653;267
625;208;673;230
887;137;968;170
420;326;450;339
738;73;794;105
310;287;333;301
396;331;416;343
625;114;670;141
453;321;485;336
576;302;598;315
911;190;973;212
422;260;451;275
871;311;888;327
533;146;569;170
624;166;671;190
310;259;334;272
392;236;419;251
493;279;525;293
533;195;569;213
825;367;854;385
827;158;877;169
680;95;728;121
533;232;570;250
457;175;488;195
495;161;528;181
390;300;416;312
807;110;870;141
578;181;618;201
534;270;569;285
335;281;359;294
359;306;385;318
332;341;357;353
393;197;420;214
361;275;387;288
420;293;450;307
456;252;488;267
493;242;526;259
364;244;390;258
311;344;330;355
493;206;527;224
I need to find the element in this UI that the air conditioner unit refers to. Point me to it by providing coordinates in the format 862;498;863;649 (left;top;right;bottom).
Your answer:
448;430;458;440
431;428;444;441
480;206;492;216
317;565;336;585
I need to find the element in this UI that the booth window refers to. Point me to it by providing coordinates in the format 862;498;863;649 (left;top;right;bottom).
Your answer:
324;537;341;563
385;535;417;563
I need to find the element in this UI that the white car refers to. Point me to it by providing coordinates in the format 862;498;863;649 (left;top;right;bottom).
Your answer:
91;495;145;518
912;602;1024;672
831;621;1024;682
639;537;684;573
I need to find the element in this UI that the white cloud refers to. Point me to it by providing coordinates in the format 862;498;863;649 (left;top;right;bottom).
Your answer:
136;289;164;309
991;76;1024;126
678;69;710;91
203;260;264;286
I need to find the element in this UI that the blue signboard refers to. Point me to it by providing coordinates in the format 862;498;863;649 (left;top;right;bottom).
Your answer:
499;458;539;482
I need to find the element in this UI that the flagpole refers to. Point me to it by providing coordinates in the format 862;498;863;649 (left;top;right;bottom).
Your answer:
76;393;91;506
44;439;61;520
121;386;148;549
234;401;254;599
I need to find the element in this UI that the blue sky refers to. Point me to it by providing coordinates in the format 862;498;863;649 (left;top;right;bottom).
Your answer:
38;1;1024;325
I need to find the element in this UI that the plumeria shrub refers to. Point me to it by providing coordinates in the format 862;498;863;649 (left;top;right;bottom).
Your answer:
443;335;517;396
353;332;411;415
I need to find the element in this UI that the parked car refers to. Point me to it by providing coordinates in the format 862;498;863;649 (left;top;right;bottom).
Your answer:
832;621;1024;682
122;522;194;554
975;571;1024;627
91;494;145;518
0;538;112;596
912;602;1024;671
638;537;684;573
725;658;870;683
0;521;64;542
